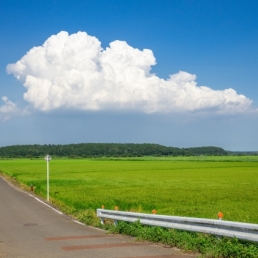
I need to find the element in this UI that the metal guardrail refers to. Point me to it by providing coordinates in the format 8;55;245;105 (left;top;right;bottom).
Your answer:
97;209;258;243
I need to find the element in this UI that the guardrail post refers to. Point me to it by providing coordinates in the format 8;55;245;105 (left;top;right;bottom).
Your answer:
114;206;119;225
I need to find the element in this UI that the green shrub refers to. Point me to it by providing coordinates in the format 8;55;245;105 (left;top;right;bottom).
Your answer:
108;221;258;258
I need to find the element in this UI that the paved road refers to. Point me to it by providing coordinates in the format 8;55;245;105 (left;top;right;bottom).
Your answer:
0;176;197;258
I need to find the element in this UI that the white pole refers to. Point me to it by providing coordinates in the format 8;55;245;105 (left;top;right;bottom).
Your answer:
45;155;51;202
47;159;49;201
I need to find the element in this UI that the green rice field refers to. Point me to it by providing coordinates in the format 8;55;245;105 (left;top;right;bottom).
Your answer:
1;156;258;224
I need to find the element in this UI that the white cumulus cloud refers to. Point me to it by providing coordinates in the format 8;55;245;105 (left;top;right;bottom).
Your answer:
0;96;26;121
6;31;252;114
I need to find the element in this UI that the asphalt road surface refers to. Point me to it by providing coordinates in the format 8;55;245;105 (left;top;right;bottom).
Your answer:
0;176;197;258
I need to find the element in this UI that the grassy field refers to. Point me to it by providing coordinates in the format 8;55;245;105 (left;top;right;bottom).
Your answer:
1;156;258;224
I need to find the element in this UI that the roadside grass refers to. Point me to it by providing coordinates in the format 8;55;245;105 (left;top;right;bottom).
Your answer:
1;157;258;257
107;221;258;258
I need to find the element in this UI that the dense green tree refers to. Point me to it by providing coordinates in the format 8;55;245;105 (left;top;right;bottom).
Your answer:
0;143;232;158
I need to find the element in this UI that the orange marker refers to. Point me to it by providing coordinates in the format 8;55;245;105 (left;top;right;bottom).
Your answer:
115;206;119;211
218;212;224;220
152;209;157;215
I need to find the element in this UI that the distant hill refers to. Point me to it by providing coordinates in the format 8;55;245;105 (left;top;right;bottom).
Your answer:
0;143;229;158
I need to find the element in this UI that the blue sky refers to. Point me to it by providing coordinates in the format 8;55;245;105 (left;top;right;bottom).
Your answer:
1;0;258;151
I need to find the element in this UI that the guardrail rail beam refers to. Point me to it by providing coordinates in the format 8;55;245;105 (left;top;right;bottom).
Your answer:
97;209;258;243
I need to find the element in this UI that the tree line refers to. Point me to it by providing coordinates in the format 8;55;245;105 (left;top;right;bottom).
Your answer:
0;143;229;158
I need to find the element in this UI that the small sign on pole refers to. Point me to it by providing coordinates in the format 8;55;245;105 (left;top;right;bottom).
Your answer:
44;155;52;201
